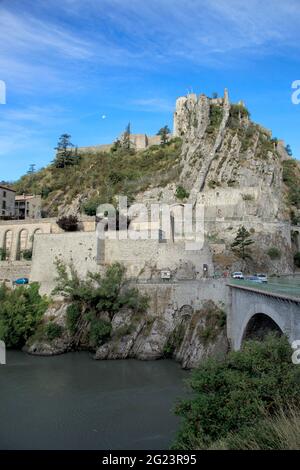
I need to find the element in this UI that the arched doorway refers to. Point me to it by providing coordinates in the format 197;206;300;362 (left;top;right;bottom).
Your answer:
242;313;283;344
16;229;29;260
2;230;13;260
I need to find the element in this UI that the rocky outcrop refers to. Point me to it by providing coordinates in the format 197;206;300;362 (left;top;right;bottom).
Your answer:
26;300;228;369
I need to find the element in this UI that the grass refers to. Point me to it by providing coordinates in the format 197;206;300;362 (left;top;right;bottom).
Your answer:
210;405;300;450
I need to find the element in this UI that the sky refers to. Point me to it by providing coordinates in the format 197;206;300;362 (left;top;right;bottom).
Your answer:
0;0;300;181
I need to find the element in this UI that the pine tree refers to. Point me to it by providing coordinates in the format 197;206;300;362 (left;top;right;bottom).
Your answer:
231;226;254;260
285;144;293;157
157;125;170;145
53;134;79;168
27;164;36;174
122;123;131;149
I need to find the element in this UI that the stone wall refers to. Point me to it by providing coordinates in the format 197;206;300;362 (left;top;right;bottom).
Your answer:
30;232;98;294
0;261;31;285
30;229;213;295
0;217;95;261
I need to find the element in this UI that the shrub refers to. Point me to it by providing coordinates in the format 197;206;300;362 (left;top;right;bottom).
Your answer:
172;335;300;450
0;248;7;261
0;283;48;348
66;303;81;335
175;185;189;200
208;180;220;189
45;322;63;341
22;249;33;260
89;318;112;347
82;198;101;216
242;194;254;201
57;215;78;232
267;247;281;259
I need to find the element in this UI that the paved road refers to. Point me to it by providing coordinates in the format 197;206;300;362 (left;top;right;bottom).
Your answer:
229;276;300;300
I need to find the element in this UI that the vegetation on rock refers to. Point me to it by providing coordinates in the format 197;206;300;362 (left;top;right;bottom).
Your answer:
53;261;149;349
14;138;182;217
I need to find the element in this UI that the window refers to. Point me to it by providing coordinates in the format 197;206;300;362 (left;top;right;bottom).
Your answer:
3;191;6;198
2;201;6;210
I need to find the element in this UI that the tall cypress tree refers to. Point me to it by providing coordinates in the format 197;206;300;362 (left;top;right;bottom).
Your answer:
53;134;79;168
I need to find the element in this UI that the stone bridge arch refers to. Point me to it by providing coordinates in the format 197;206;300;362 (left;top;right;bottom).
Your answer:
228;286;297;351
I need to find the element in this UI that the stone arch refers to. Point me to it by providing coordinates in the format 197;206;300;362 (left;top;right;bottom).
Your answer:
16;229;29;260
237;302;286;350
2;230;13;260
242;313;283;344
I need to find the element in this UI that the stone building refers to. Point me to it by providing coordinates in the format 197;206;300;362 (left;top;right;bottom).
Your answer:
0;185;16;218
15;195;42;220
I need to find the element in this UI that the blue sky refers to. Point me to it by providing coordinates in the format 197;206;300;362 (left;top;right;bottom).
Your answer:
0;0;300;181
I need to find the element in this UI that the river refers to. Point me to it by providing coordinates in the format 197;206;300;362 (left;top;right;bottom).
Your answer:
0;351;188;450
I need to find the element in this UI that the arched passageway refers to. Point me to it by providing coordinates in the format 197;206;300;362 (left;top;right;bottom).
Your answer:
242;313;283;344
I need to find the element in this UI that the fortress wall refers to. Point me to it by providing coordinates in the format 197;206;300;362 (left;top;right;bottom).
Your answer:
104;238;213;278
29;229;213;295
30;232;98;294
0;217;96;261
136;278;230;314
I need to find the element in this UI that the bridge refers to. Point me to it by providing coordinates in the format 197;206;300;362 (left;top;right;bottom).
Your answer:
227;279;300;350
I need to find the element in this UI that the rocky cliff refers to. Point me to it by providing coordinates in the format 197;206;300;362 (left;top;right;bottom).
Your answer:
25;299;228;369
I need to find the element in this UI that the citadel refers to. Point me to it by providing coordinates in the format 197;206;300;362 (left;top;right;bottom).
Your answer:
1;89;300;363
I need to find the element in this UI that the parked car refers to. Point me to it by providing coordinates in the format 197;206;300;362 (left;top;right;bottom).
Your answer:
254;273;268;283
13;277;29;285
232;271;244;280
246;275;264;283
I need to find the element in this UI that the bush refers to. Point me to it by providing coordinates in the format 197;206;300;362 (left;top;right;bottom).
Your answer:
175;185;189;200
0;283;48;348
89;318;112;348
57;215;78;232
45;322;63;341
66;303;81;334
22;249;33;260
82;197;102;216
172;335;300;450
267;247;281;259
0;248;7;261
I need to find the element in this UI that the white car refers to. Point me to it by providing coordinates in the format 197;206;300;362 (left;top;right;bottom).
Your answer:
232;271;244;280
254;273;268;283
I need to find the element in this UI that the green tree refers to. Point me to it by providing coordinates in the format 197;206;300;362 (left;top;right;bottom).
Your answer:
53;261;149;349
27;164;36;174
53;134;79;168
285;144;293;156
0;283;48;348
173;335;300;450
231;226;254;260
121;123;131;150
157;125;171;145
